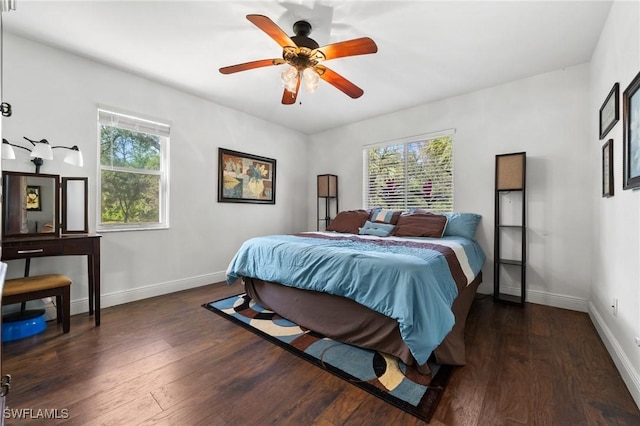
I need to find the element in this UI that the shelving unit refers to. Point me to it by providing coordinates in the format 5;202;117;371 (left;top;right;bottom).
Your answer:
317;174;338;231
494;152;526;306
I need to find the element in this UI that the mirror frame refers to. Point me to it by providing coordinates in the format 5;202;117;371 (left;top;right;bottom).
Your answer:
61;177;89;234
2;171;61;239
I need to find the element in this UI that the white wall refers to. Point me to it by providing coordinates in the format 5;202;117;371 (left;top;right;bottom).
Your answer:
588;0;640;407
308;63;593;310
5;6;639;407
1;34;309;311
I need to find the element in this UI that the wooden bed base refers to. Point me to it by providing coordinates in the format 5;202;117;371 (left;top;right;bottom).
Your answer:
243;272;482;375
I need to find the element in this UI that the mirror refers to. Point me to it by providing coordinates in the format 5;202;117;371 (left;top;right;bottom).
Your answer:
61;177;88;234
2;171;60;238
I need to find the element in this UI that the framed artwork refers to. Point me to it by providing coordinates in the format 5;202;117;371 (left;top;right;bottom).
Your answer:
602;139;613;197
26;185;41;211
218;148;276;204
623;71;640;190
599;82;619;140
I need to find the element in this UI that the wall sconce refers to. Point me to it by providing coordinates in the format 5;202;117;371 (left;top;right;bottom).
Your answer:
2;137;84;174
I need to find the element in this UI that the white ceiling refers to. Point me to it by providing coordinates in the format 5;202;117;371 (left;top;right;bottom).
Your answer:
3;0;612;134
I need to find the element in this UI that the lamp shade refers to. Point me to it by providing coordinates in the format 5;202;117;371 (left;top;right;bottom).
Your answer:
63;147;84;167
318;174;338;197
30;142;53;160
496;152;525;190
281;65;299;92
1;142;16;160
303;68;319;94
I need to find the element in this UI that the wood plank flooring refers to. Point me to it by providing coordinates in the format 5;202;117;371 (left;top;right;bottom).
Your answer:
2;282;639;425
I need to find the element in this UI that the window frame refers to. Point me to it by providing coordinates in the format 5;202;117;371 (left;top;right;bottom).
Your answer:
363;129;455;212
97;106;170;232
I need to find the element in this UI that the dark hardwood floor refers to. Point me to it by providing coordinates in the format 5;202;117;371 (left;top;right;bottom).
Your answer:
2;282;639;425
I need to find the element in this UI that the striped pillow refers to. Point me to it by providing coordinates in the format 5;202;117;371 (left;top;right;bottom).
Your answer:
369;208;402;225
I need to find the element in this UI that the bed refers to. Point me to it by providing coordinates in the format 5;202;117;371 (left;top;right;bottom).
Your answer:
225;210;486;374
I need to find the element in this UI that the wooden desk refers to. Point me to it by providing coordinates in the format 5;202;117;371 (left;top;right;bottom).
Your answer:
1;234;101;326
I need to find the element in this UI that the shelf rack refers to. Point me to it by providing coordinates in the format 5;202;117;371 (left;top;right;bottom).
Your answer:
494;152;526;306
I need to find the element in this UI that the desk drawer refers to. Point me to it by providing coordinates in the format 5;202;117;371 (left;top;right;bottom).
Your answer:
2;243;63;259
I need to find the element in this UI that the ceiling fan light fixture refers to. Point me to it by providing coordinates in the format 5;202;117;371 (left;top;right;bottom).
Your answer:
281;65;299;92
221;14;378;104
303;68;319;94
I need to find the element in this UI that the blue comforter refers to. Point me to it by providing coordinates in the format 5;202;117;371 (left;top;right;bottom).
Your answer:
226;232;485;365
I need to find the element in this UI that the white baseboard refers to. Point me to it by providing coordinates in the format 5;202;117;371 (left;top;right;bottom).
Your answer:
477;282;589;312
525;288;589;312
70;271;227;315
589;302;640;409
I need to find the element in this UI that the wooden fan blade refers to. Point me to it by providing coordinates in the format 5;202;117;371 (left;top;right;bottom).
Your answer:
315;65;364;98
315;37;378;61
219;58;284;74
281;76;300;105
247;14;297;48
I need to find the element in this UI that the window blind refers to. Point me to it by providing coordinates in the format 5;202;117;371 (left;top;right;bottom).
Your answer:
98;109;170;137
365;134;453;213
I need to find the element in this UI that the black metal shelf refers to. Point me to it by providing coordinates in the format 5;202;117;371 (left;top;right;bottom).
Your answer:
498;259;523;266
494;152;526;307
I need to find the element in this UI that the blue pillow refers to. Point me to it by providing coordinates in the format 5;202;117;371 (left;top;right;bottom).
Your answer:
443;213;481;240
358;220;395;237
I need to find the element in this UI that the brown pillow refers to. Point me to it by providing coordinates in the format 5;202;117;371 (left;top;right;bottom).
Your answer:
326;210;370;234
392;213;448;238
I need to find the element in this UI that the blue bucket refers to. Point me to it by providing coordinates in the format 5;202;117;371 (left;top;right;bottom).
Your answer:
2;309;47;342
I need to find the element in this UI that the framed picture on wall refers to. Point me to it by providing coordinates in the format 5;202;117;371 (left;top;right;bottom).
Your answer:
602;139;613;197
26;185;41;211
599;82;619;140
623;71;640;190
218;148;276;204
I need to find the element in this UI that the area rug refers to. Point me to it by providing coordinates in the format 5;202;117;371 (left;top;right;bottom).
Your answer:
203;293;453;423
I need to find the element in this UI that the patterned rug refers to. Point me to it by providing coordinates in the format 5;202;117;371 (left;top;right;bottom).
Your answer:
204;293;453;423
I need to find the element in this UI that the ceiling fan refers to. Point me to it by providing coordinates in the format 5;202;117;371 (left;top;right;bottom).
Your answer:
219;14;378;105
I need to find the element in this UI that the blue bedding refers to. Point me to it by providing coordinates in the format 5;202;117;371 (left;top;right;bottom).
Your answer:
226;232;485;365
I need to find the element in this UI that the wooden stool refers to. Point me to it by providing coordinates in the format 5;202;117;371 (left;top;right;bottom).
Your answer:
2;274;72;333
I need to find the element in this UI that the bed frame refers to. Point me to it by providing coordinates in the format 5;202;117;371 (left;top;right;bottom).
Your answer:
243;272;482;375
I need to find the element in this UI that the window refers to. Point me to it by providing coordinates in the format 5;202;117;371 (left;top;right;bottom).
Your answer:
365;132;453;212
98;108;170;231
